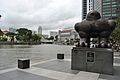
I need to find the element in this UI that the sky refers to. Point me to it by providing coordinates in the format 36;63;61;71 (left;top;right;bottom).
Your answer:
0;0;82;34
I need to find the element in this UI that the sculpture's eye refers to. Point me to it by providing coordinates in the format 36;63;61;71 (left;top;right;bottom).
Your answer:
91;13;94;16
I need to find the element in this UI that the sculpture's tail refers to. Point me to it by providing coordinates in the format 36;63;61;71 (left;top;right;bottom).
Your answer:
108;20;116;31
74;23;80;33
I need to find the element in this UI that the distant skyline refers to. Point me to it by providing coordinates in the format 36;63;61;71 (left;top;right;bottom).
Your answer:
0;0;82;34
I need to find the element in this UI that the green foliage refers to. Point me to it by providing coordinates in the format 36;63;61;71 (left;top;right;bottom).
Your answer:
49;36;54;40
32;34;41;42
0;29;4;36
6;32;16;42
6;32;15;37
16;28;32;42
111;17;120;43
0;37;7;41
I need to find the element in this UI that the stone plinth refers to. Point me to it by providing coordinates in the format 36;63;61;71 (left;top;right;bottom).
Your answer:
71;47;113;75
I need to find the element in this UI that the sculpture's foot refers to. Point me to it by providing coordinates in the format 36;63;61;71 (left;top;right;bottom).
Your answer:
75;42;80;47
101;43;108;48
98;43;110;48
108;43;112;48
80;42;86;47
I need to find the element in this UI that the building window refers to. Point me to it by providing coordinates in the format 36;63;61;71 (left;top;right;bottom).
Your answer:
112;14;117;16
103;0;111;2
112;4;117;7
103;14;111;16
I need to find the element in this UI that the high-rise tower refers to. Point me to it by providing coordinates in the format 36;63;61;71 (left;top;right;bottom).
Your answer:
82;0;87;20
38;26;42;36
93;0;102;15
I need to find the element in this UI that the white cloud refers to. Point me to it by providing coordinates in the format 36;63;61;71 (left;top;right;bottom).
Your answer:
0;0;82;34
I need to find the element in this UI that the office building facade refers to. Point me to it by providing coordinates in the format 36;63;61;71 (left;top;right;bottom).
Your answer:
82;0;87;20
38;26;42;35
82;0;94;19
93;0;102;15
102;0;120;19
88;0;94;11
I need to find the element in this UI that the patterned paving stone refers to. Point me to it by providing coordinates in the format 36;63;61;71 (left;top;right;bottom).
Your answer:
33;60;79;74
1;70;56;80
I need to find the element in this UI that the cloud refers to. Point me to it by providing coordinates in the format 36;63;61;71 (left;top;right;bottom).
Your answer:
0;0;82;34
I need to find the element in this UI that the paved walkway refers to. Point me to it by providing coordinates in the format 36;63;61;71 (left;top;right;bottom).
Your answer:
0;52;120;80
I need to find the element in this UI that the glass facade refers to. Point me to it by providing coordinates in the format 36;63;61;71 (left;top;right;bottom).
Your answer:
93;0;102;15
102;0;120;19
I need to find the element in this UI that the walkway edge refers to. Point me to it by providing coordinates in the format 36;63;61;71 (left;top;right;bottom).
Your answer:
71;71;100;80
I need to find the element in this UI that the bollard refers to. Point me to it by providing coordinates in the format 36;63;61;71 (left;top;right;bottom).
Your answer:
18;59;30;69
57;54;64;59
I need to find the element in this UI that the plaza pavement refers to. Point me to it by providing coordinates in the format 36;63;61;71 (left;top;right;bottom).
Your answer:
0;52;120;80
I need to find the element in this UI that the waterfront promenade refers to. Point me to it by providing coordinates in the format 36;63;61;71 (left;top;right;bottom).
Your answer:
0;44;120;80
0;44;72;70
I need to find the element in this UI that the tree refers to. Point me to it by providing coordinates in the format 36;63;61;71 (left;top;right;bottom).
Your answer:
49;36;54;40
0;37;7;41
0;29;4;41
111;17;120;44
6;32;16;42
32;34;41;42
0;29;3;36
16;28;32;42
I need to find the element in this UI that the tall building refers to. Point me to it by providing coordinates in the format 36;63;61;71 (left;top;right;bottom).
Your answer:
88;0;94;12
82;0;87;20
82;0;94;19
38;26;42;35
91;0;120;19
93;0;102;15
102;0;120;19
9;28;16;33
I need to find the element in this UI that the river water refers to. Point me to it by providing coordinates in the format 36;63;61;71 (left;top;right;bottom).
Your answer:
0;44;74;70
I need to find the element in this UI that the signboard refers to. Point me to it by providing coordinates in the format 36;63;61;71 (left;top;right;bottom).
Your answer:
86;51;95;63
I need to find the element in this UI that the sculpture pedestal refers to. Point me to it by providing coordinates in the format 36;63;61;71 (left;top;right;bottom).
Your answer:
71;47;113;75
